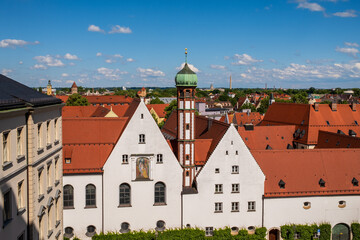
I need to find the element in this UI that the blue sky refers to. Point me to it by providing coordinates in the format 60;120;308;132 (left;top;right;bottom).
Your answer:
1;0;360;88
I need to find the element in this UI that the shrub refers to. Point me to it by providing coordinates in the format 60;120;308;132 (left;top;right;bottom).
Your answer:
352;223;360;240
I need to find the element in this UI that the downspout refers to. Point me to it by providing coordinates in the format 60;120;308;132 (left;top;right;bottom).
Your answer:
181;191;183;229
102;172;104;233
262;195;265;228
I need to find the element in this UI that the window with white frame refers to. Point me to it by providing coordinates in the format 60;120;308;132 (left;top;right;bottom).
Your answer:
139;134;145;143
2;131;10;163
232;202;239;212
232;165;239;174
122;154;128;164
157;154;163;163
205;227;214;236
38;123;42;148
215;202;223;212
232;183;239;193
215;184;223;193
17;128;23;156
248;201;256;211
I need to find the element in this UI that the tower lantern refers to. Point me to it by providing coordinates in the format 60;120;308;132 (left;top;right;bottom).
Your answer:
175;49;198;189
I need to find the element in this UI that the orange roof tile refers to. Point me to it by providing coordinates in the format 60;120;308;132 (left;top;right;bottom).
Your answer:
146;104;169;118
71;82;77;88
85;95;133;104
56;95;69;103
252;149;360;197
194;139;213;165
239;125;295;150
62;106;100;118
233;112;263;126
316;130;360;149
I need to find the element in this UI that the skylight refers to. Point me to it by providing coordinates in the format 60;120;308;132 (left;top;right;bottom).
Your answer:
319;178;326;187
352;177;359;187
278;179;285;189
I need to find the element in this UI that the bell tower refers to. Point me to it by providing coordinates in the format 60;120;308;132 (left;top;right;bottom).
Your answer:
175;48;198;189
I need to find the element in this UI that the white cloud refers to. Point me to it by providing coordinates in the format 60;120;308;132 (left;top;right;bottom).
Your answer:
97;67;128;80
137;68;165;77
62;73;69;77
96;52;102;57
114;54;123;58
333;10;357;17
105;59;114;63
1;69;12;76
109;25;132;34
64;53;79;60
296;1;324;12
66;80;75;84
176;63;200;73
19;61;23;64
52;79;62;83
336;47;359;57
231;53;263;65
88;25;104;33
126;58;135;62
34;55;65;67
68;62;75;66
345;42;359;47
0;39;39;48
210;64;226;70
32;64;47;70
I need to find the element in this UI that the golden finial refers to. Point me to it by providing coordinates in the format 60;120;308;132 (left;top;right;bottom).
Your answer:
185;48;188;63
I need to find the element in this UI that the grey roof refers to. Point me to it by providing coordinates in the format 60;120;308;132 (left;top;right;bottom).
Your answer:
0;74;62;111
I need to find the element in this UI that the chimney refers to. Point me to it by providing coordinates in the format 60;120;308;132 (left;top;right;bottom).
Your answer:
207;117;213;131
331;103;337;111
314;103;319;112
351;103;356;111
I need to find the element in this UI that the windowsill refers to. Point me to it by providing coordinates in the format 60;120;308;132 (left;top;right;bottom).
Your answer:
54;180;60;186
2;218;12;229
118;204;132;208
214;211;223;213
214;192;223;194
48;229;53;238
231;172;239;174
38;194;44;202
17;207;26;215
231;210;240;212
156;162;163;164
138;142;146;144
55;230;61;239
54;139;60;146
37;147;44;154
55;220;61;228
122;162;129;164
84;205;97;209
247;209;256;212
153;202;167;206
47;186;53;193
64;206;75;210
2;161;13;170
231;191;240;194
46;143;52;150
17;155;26;163
133;179;153;182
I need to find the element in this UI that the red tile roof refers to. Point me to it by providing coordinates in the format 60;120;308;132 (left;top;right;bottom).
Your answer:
62;105;130;118
56;95;69;103
85;95;133;105
239;125;295;150
233;112;263;126
252;149;360;197
261;103;360;145
71;82;77;88
194;139;213;165
147;104;169;118
316;130;360;149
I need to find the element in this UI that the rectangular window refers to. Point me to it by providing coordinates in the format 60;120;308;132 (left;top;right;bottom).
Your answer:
232;165;239;174
215;168;220;173
54;118;59;140
17;128;23;156
248;201;256;211
215;184;223;193
38;169;44;197
215;202;223;212
226;150;228;155
65;158;71;164
205;227;214;237
46;121;51;144
3;190;11;224
18;181;24;209
3;131;10;163
235;150;238;155
186;124;190;130
122;154;128;164
139;134;145;144
232;184;239;193
157;154;163;163
232;202;239;212
38;123;42;148
55;158;59;181
47;163;52;188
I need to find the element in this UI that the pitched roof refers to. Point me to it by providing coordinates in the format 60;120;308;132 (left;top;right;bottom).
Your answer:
232;112;263;126
85;95;133;104
71;82;77;88
316;130;360;149
56;95;68;103
261;103;360;145
252;149;360;197
239;125;295;150
147;104;169;118
62;105;130;118
0;74;62;110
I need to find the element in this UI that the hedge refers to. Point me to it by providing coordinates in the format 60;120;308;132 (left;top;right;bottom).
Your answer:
352;223;360;240
280;223;331;240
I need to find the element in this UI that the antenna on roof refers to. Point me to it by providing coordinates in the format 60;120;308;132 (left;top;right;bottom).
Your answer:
185;48;188;64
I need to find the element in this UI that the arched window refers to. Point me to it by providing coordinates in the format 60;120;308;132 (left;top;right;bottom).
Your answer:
154;182;166;204
119;183;131;206
63;185;74;208
85;184;96;207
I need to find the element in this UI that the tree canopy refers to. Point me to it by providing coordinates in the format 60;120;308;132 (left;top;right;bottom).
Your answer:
66;94;90;106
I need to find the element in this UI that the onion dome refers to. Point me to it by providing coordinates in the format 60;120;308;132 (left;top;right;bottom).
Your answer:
175;48;198;87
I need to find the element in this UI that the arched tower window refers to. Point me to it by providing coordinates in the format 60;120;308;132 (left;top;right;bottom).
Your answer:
85;184;96;207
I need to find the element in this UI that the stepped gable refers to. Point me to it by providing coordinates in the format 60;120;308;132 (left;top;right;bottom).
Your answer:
316;130;360;149
238;125;295;150
0;74;62;110
252;149;360;198
261;102;360;145
161;111;229;165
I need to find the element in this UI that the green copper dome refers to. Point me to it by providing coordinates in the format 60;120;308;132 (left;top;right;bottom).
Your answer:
175;63;198;87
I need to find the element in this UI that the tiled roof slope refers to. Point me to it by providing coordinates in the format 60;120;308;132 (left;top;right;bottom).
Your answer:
147;104;169;118
316;130;360;149
161;111;229;165
239;125;295;150
56;95;133;105
261;103;360;145
62;105;130;118
232;112;263;126
252;149;360;197
0;74;62;110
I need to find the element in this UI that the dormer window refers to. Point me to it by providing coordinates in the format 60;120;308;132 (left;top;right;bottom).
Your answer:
278;179;285;189
326;121;330;125
266;145;272;150
355;120;358;125
352;177;359;186
65;158;71;164
319;178;325;187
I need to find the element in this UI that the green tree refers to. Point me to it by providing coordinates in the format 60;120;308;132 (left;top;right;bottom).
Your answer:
150;97;165;104
257;97;270;114
292;93;308;104
164;100;177;119
240;103;256;112
66;94;90;106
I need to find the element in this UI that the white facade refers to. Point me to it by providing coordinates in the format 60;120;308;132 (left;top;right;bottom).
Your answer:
183;125;265;229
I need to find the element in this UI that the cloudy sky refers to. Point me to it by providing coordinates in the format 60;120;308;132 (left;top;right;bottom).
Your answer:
1;0;360;88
